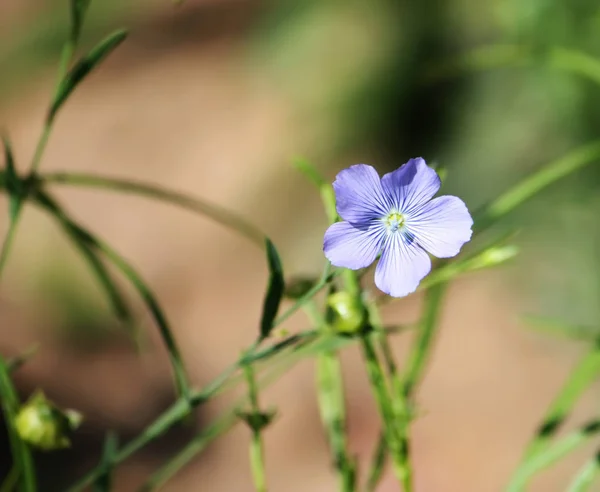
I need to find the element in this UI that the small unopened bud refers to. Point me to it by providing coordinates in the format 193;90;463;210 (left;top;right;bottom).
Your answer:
471;244;519;270
15;391;82;451
326;291;367;334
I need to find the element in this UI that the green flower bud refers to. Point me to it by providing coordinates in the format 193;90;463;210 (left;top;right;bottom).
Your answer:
15;390;83;451
326;291;367;334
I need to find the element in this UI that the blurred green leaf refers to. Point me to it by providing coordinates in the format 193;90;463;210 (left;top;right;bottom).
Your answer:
49;29;127;122
508;420;600;491
475;141;600;231
566;451;600;492
33;190;191;400
0;355;36;492
259;239;285;340
523;315;599;341
1;135;22;222
38;171;267;249
70;0;92;44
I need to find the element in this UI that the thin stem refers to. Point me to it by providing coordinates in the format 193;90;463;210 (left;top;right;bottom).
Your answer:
528;339;600;459
0;31;74;279
506;420;600;492
392;283;448;492
243;363;268;492
508;338;600;483
38;171;267;248
34;190;192;400
359;334;406;486
567;451;600;492
305;301;356;492
365;430;387;492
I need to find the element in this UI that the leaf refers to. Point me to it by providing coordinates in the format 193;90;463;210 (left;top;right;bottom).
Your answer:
93;432;118;492
33;190;191;399
259;239;285;340
2;135;22;221
293;157;326;187
49;29;128;122
474;141;600;231
0;355;36;491
70;0;92;44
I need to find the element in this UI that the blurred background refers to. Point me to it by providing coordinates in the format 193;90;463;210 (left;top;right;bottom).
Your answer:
1;0;600;490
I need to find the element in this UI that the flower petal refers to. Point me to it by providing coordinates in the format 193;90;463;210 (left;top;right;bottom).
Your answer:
333;164;390;224
374;234;431;297
381;158;441;214
324;221;386;270
407;195;473;258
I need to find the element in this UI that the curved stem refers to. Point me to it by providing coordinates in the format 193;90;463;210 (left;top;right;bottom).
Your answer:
37;171;267;248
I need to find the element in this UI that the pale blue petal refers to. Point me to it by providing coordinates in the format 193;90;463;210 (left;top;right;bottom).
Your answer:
324;221;386;270
374;234;431;297
333;164;390;224
407;195;473;258
381;158;441;214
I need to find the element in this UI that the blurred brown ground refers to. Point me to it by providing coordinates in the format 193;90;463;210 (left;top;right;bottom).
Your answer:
0;1;598;491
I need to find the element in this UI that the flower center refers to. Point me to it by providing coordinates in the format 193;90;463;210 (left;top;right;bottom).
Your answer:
384;212;405;233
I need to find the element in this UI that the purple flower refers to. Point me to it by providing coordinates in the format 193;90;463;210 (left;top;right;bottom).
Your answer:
323;158;473;297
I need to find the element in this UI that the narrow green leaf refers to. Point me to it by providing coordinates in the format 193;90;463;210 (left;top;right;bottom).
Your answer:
507;420;600;492
33;190;191;400
1;135;22;221
567;451;600;492
93;432;118;492
70;0;92;44
38;171;267;248
0;355;36;491
59;218;134;326
49;29;128;122
523;315;599;342
259;239;285;340
474;141;600;231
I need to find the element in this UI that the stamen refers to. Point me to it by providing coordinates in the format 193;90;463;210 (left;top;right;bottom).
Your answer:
384;211;405;233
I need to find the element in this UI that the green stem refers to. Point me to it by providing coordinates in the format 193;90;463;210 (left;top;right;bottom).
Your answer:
529;340;600;457
34;190;191;400
38;171;267;248
508;338;600;482
365;300;407;491
0;30;73;279
506;421;600;492
305;301;355;492
402;284;447;398
360;334;406;486
566;451;600;492
243;363;268;492
365;430;387;492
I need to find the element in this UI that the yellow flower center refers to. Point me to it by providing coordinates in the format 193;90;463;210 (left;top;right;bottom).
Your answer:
384;212;405;233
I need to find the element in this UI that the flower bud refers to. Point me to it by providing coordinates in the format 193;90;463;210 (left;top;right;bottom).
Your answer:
15;391;82;451
326;291;366;334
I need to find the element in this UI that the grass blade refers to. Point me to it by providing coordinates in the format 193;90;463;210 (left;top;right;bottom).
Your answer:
49;29;128;121
259;239;285;341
